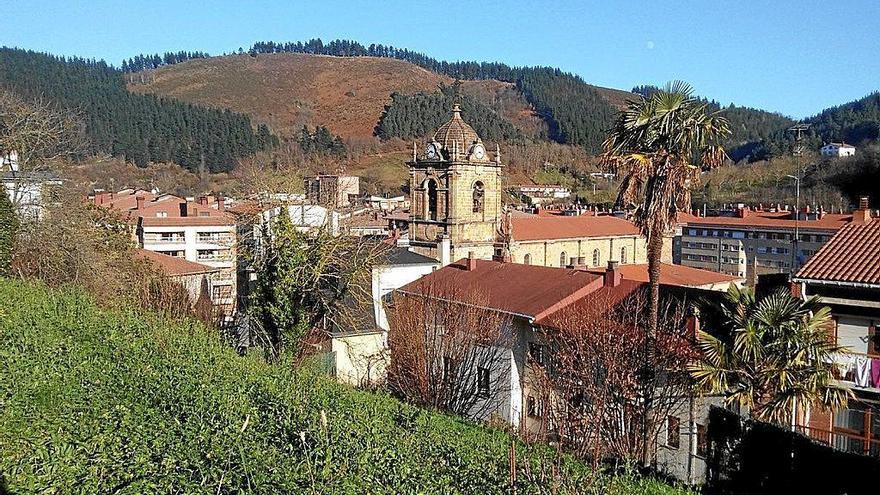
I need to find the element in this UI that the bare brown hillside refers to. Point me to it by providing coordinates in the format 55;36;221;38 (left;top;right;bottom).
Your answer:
127;53;627;143
128;53;447;141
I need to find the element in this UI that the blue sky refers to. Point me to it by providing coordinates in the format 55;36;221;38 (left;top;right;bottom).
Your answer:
4;0;878;118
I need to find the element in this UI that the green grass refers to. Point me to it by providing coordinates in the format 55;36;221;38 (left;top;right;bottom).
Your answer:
0;280;692;494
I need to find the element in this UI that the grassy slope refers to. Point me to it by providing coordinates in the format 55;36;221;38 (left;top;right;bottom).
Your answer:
0;280;690;494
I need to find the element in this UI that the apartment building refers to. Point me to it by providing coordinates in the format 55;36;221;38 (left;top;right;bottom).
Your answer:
677;206;852;277
793;201;880;456
93;189;237;318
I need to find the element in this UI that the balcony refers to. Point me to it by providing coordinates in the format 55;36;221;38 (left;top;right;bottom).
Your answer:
830;351;880;391
796;425;880;456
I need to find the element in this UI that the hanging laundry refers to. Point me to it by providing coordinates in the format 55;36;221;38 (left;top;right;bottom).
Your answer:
855;356;871;388
871;358;880;388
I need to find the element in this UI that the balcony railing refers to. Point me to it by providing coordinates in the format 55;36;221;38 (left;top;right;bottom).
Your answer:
795;425;880;457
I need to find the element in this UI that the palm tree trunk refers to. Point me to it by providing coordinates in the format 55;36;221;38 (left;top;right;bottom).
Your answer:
641;229;663;466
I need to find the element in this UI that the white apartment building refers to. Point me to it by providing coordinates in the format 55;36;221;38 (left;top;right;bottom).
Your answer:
93;190;237;318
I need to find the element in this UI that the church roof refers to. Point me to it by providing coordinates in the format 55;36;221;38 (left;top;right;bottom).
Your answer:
433;103;480;155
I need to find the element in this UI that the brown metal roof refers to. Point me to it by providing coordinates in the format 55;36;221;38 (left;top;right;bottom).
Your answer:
795;218;880;286
585;263;743;288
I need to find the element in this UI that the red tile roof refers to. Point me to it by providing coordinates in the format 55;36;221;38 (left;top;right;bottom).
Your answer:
795;218;880;286
398;259;604;319
95;189;234;226
682;211;851;232
135;249;218;277
511;215;640;241
585;263;742;289
398;259;739;322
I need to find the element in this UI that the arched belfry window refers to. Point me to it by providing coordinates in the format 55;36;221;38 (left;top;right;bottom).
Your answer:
472;181;485;213
592;249;601;267
559;251;567;267
425;179;438;221
620;246;628;264
523;253;531;265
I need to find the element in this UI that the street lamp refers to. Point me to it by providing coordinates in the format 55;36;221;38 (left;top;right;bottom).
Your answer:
786;174;800;273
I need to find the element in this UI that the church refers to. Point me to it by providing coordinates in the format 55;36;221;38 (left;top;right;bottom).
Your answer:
407;103;653;269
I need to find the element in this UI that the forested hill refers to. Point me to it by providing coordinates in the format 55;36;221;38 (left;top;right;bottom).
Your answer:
126;38;624;153
0;48;277;172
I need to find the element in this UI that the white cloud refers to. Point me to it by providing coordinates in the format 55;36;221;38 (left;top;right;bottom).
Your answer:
646;40;655;50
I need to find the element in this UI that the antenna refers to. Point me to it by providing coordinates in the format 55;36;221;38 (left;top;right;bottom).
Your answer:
788;123;810;156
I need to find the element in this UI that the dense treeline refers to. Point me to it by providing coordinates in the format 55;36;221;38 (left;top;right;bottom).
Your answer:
122;51;210;73
375;85;520;142
808;91;880;145
132;38;617;151
0;47;277;172
299;125;346;155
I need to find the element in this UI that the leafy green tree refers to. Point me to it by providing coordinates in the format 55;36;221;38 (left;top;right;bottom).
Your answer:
249;207;379;359
690;285;851;423
603;81;730;335
0;191;18;276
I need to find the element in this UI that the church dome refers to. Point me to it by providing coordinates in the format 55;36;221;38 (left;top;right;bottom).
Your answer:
433;103;480;156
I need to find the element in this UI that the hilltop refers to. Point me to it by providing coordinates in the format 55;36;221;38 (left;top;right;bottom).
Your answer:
126;51;633;143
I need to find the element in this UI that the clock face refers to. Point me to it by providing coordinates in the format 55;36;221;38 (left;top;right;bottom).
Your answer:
425;144;437;159
473;144;485;160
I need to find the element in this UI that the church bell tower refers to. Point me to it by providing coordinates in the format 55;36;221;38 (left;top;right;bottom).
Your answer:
407;101;503;261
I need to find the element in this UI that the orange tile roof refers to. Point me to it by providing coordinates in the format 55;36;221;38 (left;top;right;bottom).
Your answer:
511;215;640;241
585;263;742;288
135;249;218;276
682;211;851;232
795;218;880;286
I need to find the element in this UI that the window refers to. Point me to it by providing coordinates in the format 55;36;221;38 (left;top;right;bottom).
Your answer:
476;367;490;398
695;423;707;457
529;342;546;366
527;396;543;418
523;253;531;265
156;211;168;218
425;179;438;221
472;181;484;213
666;416;680;448
559;251;567;267
211;284;232;301
620;247;628;264
442;357;453;381
592;249;600;267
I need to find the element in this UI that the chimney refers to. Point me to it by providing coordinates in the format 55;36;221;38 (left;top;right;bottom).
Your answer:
135;195;145;210
439;235;451;267
855;196;872;224
466;251;477;271
217;197;226;212
604;260;622;287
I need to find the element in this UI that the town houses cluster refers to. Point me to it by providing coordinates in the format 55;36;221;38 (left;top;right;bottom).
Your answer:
9;104;875;484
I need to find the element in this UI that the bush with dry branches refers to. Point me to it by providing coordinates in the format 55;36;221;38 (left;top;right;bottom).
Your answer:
386;282;514;420
530;289;697;467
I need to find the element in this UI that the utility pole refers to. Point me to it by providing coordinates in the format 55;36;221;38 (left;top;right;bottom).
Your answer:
787;124;810;273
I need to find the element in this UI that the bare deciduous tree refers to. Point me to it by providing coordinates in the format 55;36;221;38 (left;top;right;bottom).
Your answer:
529;289;697;466
386;282;513;419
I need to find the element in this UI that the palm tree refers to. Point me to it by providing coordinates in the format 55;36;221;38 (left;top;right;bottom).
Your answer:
602;81;730;335
690;285;850;424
